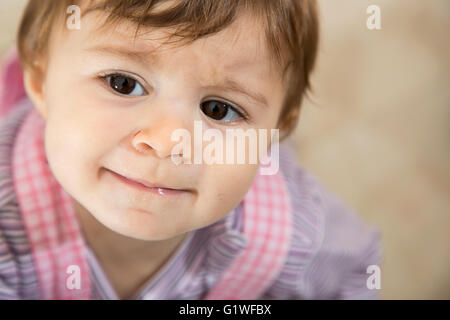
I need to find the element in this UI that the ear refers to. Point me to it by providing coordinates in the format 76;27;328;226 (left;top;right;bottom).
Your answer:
23;65;47;120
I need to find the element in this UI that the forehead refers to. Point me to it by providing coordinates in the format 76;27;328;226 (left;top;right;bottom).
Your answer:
80;8;282;82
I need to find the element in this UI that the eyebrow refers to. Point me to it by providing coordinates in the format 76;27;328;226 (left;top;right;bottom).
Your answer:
85;46;269;109
207;78;269;109
86;46;159;66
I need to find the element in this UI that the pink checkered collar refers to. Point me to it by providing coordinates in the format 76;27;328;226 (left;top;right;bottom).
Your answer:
12;107;92;299
11;104;293;300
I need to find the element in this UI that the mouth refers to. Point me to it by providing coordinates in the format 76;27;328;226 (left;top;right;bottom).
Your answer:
106;169;192;196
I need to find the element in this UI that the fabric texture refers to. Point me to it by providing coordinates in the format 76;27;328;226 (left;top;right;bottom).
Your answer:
0;48;25;118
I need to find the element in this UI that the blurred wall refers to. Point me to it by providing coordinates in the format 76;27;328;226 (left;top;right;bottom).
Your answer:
0;0;449;299
0;0;27;57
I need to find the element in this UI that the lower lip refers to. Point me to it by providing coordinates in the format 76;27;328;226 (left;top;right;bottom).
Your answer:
107;169;189;196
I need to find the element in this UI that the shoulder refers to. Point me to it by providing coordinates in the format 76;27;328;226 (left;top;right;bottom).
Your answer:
0;98;32;209
0;97;32;141
265;144;383;299
0;98;38;299
0;97;33;210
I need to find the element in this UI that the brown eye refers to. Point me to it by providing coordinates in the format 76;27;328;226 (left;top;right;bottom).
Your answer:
105;74;146;96
200;100;244;122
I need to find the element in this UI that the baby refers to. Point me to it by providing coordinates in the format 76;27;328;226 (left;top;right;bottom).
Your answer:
0;0;383;300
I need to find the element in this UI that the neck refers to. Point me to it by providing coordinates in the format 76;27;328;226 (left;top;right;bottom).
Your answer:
71;198;188;267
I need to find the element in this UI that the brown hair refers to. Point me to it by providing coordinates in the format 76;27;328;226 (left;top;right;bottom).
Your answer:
17;0;319;140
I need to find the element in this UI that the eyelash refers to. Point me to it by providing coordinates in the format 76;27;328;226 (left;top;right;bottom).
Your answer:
97;71;251;124
98;71;148;96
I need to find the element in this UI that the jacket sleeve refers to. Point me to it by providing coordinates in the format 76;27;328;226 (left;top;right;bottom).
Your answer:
0;230;20;299
0;99;38;300
261;145;384;300
301;193;384;300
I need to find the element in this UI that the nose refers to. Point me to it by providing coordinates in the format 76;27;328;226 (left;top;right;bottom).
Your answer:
132;115;189;160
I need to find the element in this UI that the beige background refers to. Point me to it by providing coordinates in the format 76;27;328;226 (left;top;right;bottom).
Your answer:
0;0;449;299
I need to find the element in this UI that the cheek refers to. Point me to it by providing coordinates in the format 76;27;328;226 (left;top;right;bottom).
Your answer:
42;97;113;189
43;116;93;190
44;59;130;147
197;163;259;222
44;79;126;162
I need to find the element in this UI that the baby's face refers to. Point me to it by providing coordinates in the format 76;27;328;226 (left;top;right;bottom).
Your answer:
33;9;285;240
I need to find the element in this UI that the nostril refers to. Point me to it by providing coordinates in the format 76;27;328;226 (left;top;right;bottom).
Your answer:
135;143;152;153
